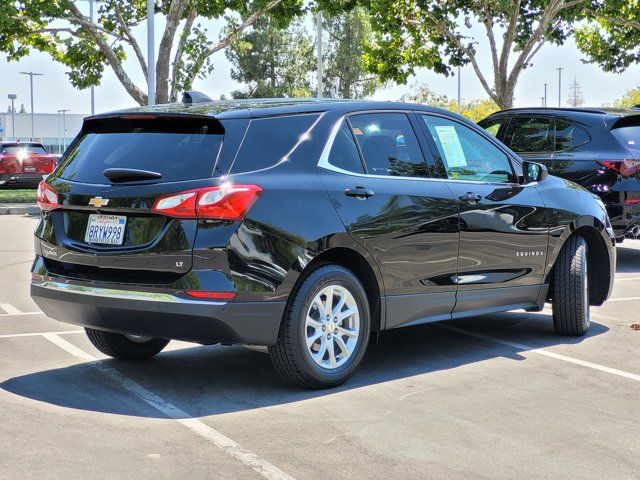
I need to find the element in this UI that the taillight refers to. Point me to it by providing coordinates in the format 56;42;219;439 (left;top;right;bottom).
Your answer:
597;160;640;176
36;181;60;211
151;184;262;220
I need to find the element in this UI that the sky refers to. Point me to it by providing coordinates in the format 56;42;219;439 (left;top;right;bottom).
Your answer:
1;9;639;116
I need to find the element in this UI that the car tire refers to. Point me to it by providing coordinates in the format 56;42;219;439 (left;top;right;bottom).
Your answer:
552;235;590;336
268;264;371;389
85;328;170;360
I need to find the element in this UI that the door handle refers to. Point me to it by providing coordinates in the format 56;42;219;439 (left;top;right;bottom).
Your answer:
458;192;483;205
345;187;375;199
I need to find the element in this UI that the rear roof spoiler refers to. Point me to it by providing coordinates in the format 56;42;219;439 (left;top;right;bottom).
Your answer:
81;112;224;135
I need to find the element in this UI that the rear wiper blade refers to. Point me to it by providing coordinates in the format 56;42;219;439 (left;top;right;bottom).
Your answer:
103;168;162;182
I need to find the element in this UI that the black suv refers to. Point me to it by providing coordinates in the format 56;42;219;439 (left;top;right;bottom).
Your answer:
479;108;640;241
31;96;615;388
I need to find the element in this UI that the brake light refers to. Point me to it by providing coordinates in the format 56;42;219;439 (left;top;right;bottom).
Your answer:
36;181;60;211
152;184;262;220
184;291;237;300
597;160;640;176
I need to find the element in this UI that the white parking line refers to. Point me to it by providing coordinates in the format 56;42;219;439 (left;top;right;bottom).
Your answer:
0;330;82;339
0;311;43;318
41;333;296;480
0;303;21;315
606;297;640;302
613;277;640;281
436;324;640;383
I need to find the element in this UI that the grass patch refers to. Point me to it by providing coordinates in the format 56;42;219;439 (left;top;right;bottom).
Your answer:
0;189;37;204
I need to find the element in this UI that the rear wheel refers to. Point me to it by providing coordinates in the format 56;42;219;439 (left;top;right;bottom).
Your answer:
269;264;371;389
552;236;590;336
85;328;170;360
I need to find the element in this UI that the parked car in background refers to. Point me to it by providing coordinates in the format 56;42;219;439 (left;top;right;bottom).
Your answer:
31;96;615;389
0;142;58;188
479;108;640;241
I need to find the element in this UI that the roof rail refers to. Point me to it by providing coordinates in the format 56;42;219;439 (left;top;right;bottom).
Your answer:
182;90;214;104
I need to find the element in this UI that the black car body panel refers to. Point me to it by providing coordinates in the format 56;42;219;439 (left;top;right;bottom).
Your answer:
479;108;640;238
31;99;615;346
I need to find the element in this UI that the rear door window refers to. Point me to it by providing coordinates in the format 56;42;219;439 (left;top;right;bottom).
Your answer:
555;120;590;151
57;122;224;184
503;117;554;153
348;113;428;177
231;114;320;173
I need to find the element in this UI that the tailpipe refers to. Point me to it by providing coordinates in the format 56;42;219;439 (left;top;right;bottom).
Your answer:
625;224;640;239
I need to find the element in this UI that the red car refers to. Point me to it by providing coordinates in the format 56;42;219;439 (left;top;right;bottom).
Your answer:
0;142;58;188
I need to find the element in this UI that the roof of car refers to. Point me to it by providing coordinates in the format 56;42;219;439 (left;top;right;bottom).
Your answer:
90;97;468;121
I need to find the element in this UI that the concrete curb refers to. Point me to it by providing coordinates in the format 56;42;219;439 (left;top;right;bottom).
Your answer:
0;204;40;216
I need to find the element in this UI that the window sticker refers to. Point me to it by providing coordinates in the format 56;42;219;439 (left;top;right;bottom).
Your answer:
434;125;467;167
352;127;364;135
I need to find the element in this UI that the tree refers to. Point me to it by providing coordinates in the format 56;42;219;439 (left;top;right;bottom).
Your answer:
567;77;584;107
0;0;304;106
322;7;380;98
611;87;640;109
400;84;498;122
575;0;640;74
360;0;587;109
226;16;314;98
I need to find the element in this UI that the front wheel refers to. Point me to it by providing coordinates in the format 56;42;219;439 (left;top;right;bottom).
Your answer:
85;328;170;360
269;265;371;389
552;236;590;336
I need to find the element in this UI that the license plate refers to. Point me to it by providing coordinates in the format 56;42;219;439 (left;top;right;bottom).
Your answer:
85;214;127;245
24;167;36;173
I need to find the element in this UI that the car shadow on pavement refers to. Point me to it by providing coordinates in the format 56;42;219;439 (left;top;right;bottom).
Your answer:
1;312;608;419
616;244;640;273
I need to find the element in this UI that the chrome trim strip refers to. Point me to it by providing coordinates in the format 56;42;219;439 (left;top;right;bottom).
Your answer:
317;114;528;187
31;280;226;306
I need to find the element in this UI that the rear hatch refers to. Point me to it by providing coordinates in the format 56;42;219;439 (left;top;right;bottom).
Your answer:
37;113;228;284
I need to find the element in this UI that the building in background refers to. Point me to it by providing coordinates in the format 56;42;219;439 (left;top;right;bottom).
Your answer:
0;112;86;154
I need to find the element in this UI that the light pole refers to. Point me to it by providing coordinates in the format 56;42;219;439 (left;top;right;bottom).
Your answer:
457;65;461;114
147;0;155;106
556;67;563;107
544;83;548;107
19;71;43;141
316;11;323;98
7;94;17;141
58;109;70;152
89;0;95;115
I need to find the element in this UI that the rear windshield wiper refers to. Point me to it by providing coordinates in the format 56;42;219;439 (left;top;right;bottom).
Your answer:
103;168;162;182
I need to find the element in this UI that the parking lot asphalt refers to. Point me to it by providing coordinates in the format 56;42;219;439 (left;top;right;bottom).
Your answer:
1;214;639;480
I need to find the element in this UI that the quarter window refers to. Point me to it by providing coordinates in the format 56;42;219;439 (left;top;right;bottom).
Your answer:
348;113;428;178
481;119;503;138
503;117;554;153
555;120;590;151
327;122;365;174
421;115;516;183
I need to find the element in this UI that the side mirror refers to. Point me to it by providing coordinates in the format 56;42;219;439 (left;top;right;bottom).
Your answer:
523;161;548;183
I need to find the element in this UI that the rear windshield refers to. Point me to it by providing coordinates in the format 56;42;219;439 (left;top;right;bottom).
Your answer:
2;144;47;155
611;126;640;156
57;127;223;184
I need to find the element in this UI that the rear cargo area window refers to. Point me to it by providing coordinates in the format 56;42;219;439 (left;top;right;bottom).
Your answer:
230;114;319;173
57;124;223;184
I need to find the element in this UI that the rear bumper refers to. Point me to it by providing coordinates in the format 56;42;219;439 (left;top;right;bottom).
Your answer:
30;279;285;346
0;173;44;187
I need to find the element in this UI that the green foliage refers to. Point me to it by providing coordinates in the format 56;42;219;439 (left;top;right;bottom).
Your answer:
575;1;640;73
322;7;380;98
400;84;499;122
0;189;37;204
612;87;640;109
226;16;315;98
0;0;305;105
360;0;587;108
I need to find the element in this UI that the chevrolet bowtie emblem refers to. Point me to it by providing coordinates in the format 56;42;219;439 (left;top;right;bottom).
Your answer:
88;196;109;208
